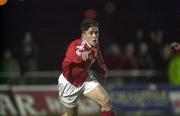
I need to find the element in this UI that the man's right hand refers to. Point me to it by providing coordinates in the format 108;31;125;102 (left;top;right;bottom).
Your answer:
81;51;92;61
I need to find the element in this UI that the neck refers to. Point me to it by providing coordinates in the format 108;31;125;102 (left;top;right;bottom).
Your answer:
82;37;91;48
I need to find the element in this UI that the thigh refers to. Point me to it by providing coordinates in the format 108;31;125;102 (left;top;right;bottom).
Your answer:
83;75;109;102
84;84;110;106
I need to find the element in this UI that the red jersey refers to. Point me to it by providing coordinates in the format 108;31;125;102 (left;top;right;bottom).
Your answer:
61;37;107;87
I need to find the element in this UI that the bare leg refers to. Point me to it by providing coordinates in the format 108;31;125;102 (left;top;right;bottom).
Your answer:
62;106;78;116
84;85;112;109
84;85;115;116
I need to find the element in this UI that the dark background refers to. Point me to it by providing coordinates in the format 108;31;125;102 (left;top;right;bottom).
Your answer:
0;0;178;71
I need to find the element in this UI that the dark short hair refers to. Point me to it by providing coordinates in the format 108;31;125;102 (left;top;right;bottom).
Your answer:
81;18;99;33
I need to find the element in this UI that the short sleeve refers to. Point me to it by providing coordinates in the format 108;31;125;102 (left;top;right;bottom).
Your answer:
66;42;84;63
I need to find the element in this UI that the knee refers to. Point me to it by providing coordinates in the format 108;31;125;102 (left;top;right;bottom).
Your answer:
100;96;112;108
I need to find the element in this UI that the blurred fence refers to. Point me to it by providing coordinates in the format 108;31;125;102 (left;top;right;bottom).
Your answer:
0;69;163;85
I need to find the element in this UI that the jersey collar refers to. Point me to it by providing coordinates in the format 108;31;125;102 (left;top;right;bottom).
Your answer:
82;37;91;48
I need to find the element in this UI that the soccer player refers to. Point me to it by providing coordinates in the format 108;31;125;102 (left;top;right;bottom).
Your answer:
58;19;115;116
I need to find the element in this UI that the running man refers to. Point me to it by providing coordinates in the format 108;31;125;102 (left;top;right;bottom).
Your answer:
58;19;115;116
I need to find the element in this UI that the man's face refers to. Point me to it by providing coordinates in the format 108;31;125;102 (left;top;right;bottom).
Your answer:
83;26;99;46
